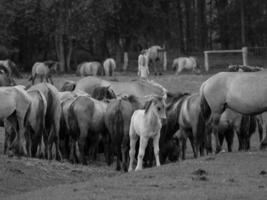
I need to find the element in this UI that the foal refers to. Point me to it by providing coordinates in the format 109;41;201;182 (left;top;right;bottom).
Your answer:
128;96;166;171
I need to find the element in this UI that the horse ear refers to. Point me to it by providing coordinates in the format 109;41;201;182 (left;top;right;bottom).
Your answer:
144;99;153;114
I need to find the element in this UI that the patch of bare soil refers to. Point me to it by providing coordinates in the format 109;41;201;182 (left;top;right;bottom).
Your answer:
4;151;267;200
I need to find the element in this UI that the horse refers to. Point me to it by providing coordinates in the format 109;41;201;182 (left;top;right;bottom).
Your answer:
0;86;32;156
0;73;16;86
29;61;57;85
138;54;149;79
208;109;260;153
142;45;166;75
74;76;167;98
0;59;22;78
128;96;166;171
91;86;117;100
25;90;47;157
228;64;263;72
67;95;110;165
27;83;62;161
61;80;76;92
199;71;267;149
172;57;200;75
103;58;116;76
172;93;207;160
105;95;142;171
76;61;103;76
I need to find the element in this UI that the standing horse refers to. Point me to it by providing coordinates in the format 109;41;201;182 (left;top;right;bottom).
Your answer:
172;57;200;75
26;90;47;157
67;95;110;165
74;76;167;98
27;83;62;161
76;61;103;76
142;45;166;75
105;95;142;171
29;61;57;85
103;58;116;76
173;93;207;160
128;96;166;171
0;73;16;86
200;71;267;149
138;54;149;79
208;109;259;153
0;86;31;156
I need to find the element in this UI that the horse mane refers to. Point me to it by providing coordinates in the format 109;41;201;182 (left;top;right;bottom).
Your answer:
166;91;190;109
144;99;153;114
138;79;167;96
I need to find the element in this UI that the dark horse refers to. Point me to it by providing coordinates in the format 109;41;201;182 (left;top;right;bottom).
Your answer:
207;109;263;153
104;95;142;171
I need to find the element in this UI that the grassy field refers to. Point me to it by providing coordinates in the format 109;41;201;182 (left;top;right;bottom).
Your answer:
1;72;267;200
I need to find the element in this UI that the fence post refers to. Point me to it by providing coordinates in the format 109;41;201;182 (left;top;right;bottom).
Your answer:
204;51;209;71
163;50;167;71
242;46;248;66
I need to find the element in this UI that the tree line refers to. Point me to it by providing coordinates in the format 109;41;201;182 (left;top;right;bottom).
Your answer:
0;0;266;72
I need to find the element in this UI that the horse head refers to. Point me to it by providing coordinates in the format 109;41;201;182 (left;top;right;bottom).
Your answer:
145;96;166;120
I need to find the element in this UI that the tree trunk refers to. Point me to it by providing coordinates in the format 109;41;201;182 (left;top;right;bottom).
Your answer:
240;0;246;46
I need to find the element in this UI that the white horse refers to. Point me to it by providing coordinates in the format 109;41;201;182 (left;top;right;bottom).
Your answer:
142;45;166;75
137;54;149;79
103;58;116;76
128;96;166;171
172;56;200;75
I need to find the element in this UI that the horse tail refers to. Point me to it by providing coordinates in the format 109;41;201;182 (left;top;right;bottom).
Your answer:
256;115;264;142
199;84;211;121
109;60;112;76
114;101;124;138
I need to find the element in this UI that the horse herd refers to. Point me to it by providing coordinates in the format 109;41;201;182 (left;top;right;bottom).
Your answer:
0;57;266;173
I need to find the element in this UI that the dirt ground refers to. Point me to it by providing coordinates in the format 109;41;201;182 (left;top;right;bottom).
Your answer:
1;71;267;200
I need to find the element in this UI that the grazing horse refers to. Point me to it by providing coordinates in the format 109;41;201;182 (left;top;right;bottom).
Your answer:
199;71;267;149
29;61;57;85
76;61;103;76
228;64;263;72
142;45;166;75
105;95;142;171
172;57;200;75
0;59;22;78
0;86;31;156
74;76;167;98
91;86;117;100
61;80;76;92
128;96;166;171
27;83;62;161
25;90;47;157
103;58;116;76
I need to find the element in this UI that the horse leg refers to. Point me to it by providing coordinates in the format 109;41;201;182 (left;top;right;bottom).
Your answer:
53;121;62;161
121;134;129;172
116;143;122;171
188;133;198;158
135;136;148;171
225;129;234;152
69;137;77;164
128;133;138;172
153;133;161;167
